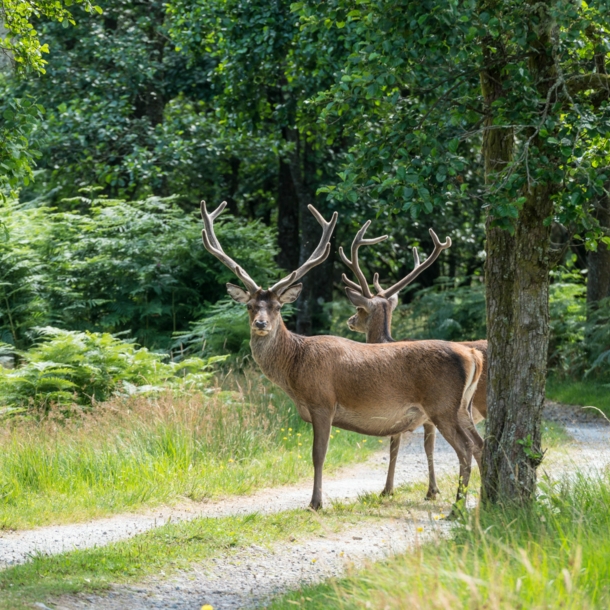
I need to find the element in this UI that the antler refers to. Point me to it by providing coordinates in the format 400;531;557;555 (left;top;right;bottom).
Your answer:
377;229;451;299
200;200;261;294
269;205;338;295
339;221;388;298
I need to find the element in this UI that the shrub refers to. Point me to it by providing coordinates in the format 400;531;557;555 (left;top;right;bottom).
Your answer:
0;327;224;414
0;194;279;350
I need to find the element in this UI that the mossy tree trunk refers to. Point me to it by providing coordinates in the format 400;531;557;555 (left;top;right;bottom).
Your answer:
481;2;555;505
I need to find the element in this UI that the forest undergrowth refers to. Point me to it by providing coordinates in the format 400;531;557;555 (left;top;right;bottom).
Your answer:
0;368;375;530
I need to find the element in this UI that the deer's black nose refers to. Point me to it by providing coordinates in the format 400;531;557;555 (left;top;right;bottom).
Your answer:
255;320;267;329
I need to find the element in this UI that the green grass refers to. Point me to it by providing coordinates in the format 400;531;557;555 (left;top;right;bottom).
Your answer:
546;377;610;418
0;371;375;529
269;471;610;609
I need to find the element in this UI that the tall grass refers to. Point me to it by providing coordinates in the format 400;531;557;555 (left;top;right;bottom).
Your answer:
272;471;610;609
0;370;374;529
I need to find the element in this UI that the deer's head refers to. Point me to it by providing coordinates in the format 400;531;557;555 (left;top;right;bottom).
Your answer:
340;222;451;340
345;290;399;335
200;200;337;338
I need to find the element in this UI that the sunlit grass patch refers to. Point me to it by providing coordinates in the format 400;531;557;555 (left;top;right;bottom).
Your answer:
0;370;376;529
546;377;610;419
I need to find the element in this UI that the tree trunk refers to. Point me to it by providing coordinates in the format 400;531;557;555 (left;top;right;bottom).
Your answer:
587;193;610;310
481;2;555;506
277;157;300;273
286;130;334;335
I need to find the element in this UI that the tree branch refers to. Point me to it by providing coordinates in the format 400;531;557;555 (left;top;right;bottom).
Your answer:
565;73;610;97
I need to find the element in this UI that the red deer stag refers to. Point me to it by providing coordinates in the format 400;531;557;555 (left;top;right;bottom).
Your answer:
200;200;484;509
341;221;487;499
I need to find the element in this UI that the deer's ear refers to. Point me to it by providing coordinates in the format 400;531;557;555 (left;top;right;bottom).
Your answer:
226;283;250;304
279;283;303;304
388;293;399;311
345;287;373;312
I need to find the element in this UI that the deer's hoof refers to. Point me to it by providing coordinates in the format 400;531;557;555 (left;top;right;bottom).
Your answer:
380;487;394;497
425;488;440;501
309;500;322;511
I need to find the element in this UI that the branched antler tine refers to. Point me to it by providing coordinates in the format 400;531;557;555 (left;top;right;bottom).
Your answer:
339;220;388;298
378;227;452;299
200;200;260;294
341;273;363;293
412;246;420;268
269;206;338;295
429;228;452;249
373;272;384;294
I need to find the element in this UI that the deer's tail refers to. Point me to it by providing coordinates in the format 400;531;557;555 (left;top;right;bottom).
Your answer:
461;347;483;415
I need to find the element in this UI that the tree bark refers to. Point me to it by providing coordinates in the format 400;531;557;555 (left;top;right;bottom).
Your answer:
277;157;300;273
587;194;610;311
286;130;333;335
481;2;555;506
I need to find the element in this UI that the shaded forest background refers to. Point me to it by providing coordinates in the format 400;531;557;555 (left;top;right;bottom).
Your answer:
1;0;609;383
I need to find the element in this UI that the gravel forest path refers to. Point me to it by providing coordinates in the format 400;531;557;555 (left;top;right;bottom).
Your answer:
3;403;609;610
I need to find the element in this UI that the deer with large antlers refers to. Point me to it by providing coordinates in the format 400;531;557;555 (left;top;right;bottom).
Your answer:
341;222;487;499
200;200;484;509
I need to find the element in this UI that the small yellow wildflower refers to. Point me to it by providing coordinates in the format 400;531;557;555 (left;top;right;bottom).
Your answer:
283;437;288;440
339;551;344;557
312;558;317;563
281;428;285;432
330;434;334;439
434;515;440;520
228;459;234;463
298;454;302;458
289;427;293;431
417;527;424;532
298;442;302;446
297;433;301;437
201;605;214;610
378;440;383;443
362;439;367;443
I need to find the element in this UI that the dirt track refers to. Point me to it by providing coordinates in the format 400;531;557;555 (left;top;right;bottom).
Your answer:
2;404;609;609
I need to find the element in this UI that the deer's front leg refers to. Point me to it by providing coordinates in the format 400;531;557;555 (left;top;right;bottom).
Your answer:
381;434;401;496
309;410;333;510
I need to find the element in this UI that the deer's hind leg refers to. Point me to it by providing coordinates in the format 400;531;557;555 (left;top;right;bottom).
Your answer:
433;416;475;505
459;404;484;471
381;434;401;496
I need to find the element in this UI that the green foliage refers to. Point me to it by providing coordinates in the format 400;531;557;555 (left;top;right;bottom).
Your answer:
394;281;486;342
175;298;252;360
0;327;223;413
293;0;610;245
0;1;101;74
0;194;279;350
0;1;101;196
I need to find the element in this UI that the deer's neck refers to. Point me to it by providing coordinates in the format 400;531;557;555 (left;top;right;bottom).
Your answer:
250;320;303;388
366;306;395;344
